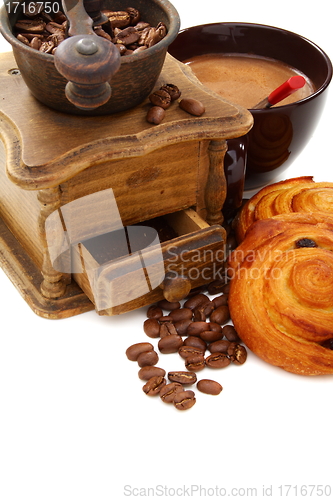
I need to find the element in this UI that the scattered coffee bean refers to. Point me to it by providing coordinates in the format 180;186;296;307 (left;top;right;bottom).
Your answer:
178;345;205;359
179;98;205;116
184;293;210;310
146;305;163;319
160;83;181;101
208;322;222;333
142;376;166;396
212;294;228;308
210;305;230;325
137;349;159;367
174;318;193;336
126;342;153;361
157;299;180;311
159;321;178;337
168;371;197;385
159;382;183;403
143;318;160;338
186;321;209;337
200;329;224;343
227;343;247;365
202;302;215;317
205;352;231;369
149;89;171;109
183;336;207;351
185;354;205;372
223;324;240;342
168;307;193;321
184;285;207;298
197;379;223;395
158;334;183;354
221;283;231;294
207;279;228;295
138;365;166;380
208;339;230;354
192;305;207;322
159;315;175;322
173;390;196;410
146;106;165;125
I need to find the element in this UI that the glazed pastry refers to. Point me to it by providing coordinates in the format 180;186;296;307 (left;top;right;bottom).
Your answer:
228;213;333;375
234;176;333;242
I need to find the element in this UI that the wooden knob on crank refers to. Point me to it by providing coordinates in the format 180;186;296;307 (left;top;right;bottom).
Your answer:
54;34;121;111
160;273;192;302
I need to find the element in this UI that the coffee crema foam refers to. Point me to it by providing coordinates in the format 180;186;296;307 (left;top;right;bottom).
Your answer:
184;53;316;109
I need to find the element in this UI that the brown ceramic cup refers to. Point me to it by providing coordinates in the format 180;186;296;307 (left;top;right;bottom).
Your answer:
168;22;332;201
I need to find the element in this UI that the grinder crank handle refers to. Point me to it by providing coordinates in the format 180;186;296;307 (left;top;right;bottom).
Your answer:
54;0;120;111
83;0;109;26
62;0;94;36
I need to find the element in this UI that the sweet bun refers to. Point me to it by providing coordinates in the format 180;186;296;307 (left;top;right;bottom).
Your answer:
234;176;333;243
228;213;333;375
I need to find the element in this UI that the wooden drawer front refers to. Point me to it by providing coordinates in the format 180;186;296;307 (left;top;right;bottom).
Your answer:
61;142;202;227
72;209;226;315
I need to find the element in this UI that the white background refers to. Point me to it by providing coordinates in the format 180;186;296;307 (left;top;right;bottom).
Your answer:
0;1;333;499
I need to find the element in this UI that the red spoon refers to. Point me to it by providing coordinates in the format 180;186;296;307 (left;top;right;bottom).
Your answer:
252;75;306;109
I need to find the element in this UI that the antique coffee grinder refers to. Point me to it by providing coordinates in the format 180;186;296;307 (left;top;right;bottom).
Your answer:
0;0;253;318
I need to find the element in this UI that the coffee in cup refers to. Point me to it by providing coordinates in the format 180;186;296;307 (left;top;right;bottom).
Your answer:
183;53;315;109
169;23;332;199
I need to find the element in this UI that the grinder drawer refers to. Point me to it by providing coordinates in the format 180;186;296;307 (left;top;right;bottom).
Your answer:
72;209;226;315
